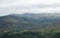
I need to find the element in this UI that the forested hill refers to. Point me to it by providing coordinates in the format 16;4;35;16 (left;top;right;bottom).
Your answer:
0;13;60;32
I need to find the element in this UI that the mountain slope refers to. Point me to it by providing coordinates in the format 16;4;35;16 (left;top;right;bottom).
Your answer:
0;13;60;32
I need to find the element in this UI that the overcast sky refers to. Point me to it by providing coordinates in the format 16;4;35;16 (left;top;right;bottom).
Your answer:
0;0;60;15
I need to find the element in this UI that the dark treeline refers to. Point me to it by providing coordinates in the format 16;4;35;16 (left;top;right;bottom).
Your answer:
0;30;60;38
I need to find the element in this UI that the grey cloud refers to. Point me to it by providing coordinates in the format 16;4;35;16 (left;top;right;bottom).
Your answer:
0;0;18;3
36;3;60;8
0;3;60;11
0;0;60;10
0;0;60;15
1;3;60;10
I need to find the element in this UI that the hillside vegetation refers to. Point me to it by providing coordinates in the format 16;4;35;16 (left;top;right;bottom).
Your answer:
0;13;60;38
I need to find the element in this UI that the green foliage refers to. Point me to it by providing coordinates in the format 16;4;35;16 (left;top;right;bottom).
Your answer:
0;14;60;38
0;14;60;33
0;31;60;38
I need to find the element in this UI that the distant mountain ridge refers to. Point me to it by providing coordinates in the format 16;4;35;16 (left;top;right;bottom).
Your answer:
0;13;60;32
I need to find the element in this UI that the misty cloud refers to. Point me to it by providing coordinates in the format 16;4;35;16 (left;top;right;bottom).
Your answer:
0;0;60;15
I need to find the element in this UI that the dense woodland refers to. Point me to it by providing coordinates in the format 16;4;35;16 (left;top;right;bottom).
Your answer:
0;13;60;38
0;30;60;38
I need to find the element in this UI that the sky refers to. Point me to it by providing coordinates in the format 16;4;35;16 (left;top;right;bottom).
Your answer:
0;0;60;15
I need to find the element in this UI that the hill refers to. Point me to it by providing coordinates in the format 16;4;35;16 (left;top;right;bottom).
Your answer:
0;13;60;32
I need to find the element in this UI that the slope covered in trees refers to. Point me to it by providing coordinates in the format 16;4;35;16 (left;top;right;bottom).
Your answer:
0;31;60;38
0;13;60;32
0;13;60;38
